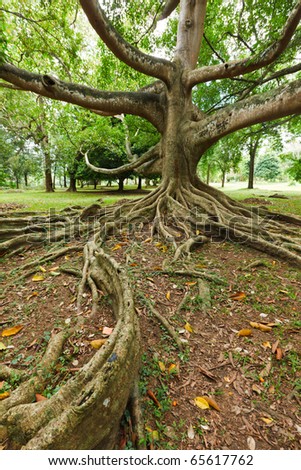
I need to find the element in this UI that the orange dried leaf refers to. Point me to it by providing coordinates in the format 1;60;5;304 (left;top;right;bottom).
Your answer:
237;328;252;337
1;325;23;337
230;291;246;301
158;361;166;372
166;291;171;301
0;391;10;400
35;393;47;402
276;347;283;360
185;281;197;287
147;390;161;407
26;291;39;301
202;396;221;411
172;400;178;407
262;341;272;349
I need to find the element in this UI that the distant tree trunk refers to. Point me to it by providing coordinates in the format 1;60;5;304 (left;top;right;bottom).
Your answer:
67;174;77;192
15;176;19;189
93;180;98;190
24;172;28;187
206;164;210;185
42;138;54;192
118;177;125;191
63;173;67;188
248;137;260;190
137;176;142;190
45;167;54;192
221;170;226;188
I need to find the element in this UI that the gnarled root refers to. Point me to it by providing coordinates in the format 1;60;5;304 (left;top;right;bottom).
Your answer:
94;180;301;268
0;248;140;450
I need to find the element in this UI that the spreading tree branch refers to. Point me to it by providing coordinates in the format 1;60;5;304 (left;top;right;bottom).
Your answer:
188;0;301;87
193;79;301;145
79;0;174;84
0;63;164;130
159;0;180;20
84;143;161;176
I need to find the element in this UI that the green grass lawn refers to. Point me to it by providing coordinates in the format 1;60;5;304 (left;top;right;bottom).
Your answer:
1;182;301;216
220;183;301;216
0;188;142;212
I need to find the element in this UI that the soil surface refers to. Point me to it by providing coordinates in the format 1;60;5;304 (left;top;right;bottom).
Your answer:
0;211;300;450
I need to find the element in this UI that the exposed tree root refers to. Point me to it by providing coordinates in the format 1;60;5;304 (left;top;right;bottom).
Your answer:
127;382;146;450
139;292;184;350
92;180;301;268
0;247;140;450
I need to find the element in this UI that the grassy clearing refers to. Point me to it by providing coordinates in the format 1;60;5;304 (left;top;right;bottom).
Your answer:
220;183;301;216
0;188;141;212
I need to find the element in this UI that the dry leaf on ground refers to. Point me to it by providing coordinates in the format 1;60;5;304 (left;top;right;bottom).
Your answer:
237;329;252;337
184;322;194;333
202;396;221;411
90;339;107;349
32;274;44;282
194;396;210;410
247;436;256;450
249;322;272;332
0;391;10;400
1;325;23;337
147;390;161;407
230;291;246;301
35;393;47;402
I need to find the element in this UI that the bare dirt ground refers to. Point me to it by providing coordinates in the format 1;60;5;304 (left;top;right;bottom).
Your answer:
0;204;300;450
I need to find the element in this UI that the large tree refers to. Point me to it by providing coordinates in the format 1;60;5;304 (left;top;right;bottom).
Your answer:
1;0;301;450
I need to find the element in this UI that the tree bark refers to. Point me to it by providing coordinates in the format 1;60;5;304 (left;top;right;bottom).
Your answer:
67;174;77;192
118;177;125;192
247;138;260;190
137;176;142;190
